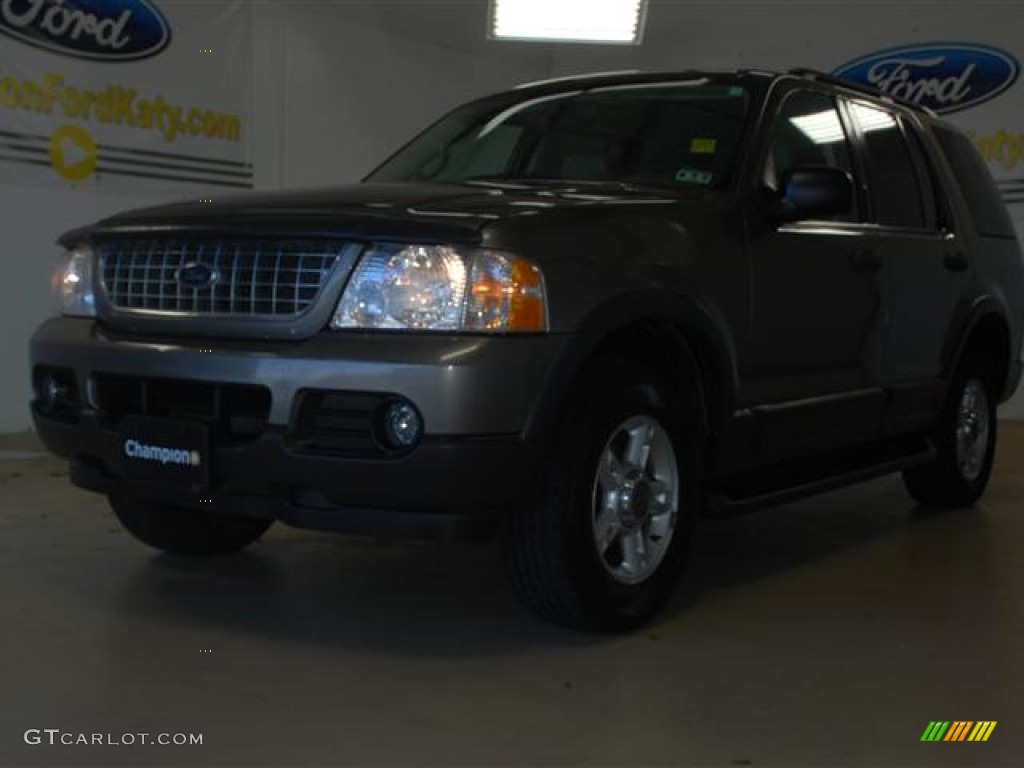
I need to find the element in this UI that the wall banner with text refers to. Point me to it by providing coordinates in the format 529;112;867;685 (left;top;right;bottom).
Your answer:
0;0;253;194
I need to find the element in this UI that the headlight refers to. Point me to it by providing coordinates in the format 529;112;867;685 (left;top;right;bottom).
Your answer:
331;245;548;332
51;246;96;318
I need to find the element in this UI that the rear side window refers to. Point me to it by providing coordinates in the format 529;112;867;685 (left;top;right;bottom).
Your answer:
848;102;927;229
934;125;1016;239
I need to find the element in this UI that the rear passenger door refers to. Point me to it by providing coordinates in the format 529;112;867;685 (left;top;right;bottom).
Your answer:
844;101;965;434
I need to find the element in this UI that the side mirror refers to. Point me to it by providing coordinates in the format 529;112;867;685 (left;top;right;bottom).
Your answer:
773;166;853;222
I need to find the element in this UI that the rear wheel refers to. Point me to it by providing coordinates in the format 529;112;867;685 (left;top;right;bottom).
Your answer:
109;495;273;556
903;355;998;508
503;363;701;631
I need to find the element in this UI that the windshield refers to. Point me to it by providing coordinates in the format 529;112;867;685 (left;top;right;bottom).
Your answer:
365;81;751;191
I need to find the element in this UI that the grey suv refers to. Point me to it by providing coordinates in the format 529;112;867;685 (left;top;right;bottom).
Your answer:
30;69;1024;630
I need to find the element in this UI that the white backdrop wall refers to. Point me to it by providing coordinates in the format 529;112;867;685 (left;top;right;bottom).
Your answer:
279;6;549;186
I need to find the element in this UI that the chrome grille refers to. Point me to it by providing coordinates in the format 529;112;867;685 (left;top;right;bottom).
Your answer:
97;238;345;317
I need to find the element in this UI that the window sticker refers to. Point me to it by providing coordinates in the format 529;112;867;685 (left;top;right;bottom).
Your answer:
675;167;714;185
690;138;718;154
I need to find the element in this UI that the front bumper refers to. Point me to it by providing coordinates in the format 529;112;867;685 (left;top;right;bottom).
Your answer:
30;318;568;539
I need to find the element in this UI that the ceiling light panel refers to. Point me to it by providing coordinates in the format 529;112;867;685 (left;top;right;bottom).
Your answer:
490;0;647;45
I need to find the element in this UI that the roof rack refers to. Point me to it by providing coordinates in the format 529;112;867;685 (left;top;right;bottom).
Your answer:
787;68;937;117
514;70;641;90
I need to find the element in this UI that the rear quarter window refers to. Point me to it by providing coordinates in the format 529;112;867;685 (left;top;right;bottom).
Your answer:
934;125;1016;239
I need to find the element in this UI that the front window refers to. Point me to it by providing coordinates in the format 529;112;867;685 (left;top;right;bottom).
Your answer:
366;81;752;191
763;89;859;221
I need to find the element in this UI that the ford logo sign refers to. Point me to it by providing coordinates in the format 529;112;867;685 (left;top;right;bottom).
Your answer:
176;263;218;290
834;42;1019;114
0;0;172;62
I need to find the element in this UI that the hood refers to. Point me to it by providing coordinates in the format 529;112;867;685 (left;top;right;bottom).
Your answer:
68;182;700;246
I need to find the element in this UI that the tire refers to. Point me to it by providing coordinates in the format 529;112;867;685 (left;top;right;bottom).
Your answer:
902;354;998;508
502;362;701;631
109;495;273;556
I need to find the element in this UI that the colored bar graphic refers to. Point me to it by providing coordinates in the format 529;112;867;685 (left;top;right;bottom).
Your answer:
946;721;973;741
921;721;950;742
974;722;997;742
922;721;996;742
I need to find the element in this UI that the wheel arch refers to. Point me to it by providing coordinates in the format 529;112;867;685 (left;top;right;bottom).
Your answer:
946;299;1013;402
524;291;739;457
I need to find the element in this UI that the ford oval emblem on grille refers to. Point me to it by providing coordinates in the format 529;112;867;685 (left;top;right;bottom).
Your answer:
176;263;218;289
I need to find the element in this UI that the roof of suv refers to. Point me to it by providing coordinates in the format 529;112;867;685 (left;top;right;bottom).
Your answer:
510;68;935;118
512;68;772;92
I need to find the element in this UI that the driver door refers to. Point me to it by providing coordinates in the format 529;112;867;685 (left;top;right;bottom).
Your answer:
742;88;887;462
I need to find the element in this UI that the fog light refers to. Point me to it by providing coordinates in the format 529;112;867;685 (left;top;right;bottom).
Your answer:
37;371;70;411
381;400;423;450
45;375;66;405
33;367;80;421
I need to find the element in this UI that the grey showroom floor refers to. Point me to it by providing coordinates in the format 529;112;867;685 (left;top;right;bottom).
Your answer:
2;425;1024;768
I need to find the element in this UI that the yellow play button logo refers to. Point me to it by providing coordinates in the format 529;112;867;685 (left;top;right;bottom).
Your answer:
49;125;98;182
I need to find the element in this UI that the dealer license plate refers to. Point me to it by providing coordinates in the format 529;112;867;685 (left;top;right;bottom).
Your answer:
120;416;210;492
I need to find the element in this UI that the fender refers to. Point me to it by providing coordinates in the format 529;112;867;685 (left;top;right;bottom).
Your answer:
521;288;740;444
942;294;1013;394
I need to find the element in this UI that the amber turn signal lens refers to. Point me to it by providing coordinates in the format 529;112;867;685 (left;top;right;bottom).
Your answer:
466;253;547;332
507;259;546;331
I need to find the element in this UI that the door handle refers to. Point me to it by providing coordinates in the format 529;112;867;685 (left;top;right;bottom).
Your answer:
850;249;882;273
944;251;969;272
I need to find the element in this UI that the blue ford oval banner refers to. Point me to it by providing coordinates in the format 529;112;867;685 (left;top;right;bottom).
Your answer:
0;0;252;193
0;0;171;62
833;42;1019;115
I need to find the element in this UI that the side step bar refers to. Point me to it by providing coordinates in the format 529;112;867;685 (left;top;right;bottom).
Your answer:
708;436;935;515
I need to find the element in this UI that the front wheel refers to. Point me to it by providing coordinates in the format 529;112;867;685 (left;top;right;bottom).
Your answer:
109;495;273;556
903;355;998;508
502;364;701;631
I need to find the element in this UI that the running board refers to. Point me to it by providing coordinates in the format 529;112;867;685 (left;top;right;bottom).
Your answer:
708;437;935;515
